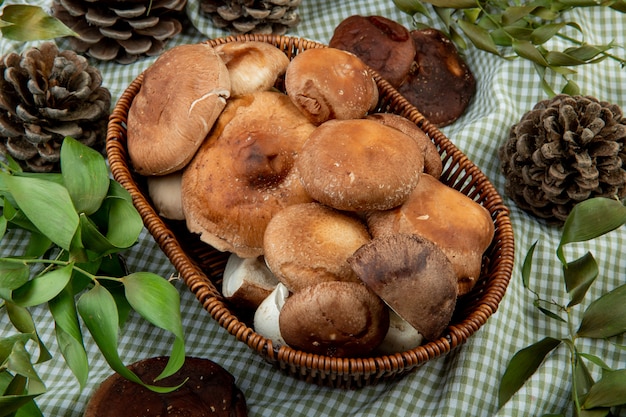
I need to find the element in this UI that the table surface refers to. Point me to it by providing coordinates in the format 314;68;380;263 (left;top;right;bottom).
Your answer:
2;1;626;416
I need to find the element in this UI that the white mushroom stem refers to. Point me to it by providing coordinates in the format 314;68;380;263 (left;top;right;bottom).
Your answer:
222;253;279;309
147;171;185;220
376;310;424;355
253;283;290;346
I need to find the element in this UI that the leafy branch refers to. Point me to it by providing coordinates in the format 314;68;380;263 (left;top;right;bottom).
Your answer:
0;138;186;417
393;0;626;96
499;197;626;417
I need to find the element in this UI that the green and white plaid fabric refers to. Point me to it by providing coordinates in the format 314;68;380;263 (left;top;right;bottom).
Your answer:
2;1;626;416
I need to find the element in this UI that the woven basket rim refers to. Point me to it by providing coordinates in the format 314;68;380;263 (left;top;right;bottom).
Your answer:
106;34;515;387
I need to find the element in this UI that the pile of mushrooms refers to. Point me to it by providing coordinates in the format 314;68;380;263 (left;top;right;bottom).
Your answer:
127;41;495;358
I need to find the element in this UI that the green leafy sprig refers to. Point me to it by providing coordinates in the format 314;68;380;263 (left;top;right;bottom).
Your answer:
393;0;626;96
0;138;186;417
499;197;626;417
0;2;75;41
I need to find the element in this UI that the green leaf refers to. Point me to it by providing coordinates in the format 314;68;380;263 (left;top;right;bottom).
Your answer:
11;264;73;307
393;0;431;16
49;285;89;388
457;19;501;55
582;369;626;409
531;22;567;45
498;337;562;407
561;79;581;95
536;305;567;322
521;240;538;289
0;260;30;291
577;284;626;338
557;198;626;265
122;273;185;381
1;172;79;251
77;284;183;393
579;352;613;372
0;334;31;363
0;5;76;41
24;232;52;258
545;50;588;66
424;0;478;7
101;188;143;249
60;137;109;216
4;301;52;364
501;5;537;25
512;39;550;66
564;252;598;307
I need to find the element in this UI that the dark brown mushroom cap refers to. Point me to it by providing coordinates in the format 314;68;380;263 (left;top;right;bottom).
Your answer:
83;357;247;417
329;15;415;88
295;118;424;211
366;112;443;179
181;91;316;258
284;47;379;125
348;233;458;341
127;43;231;175
263;202;370;292
397;28;476;127
279;281;390;357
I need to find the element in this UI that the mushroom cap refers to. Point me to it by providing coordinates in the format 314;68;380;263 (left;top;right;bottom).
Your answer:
365;174;495;295
329;15;415;88
214;41;290;97
146;171;185;220
366;112;443;179
263;202;371;292
127;43;231;175
296;118;424;211
284;47;379;125
222;253;279;310
181;91;316;258
348;233;458;341
278;281;390;357
397;28;476;127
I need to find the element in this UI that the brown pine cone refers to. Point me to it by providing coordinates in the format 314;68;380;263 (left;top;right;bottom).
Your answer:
51;0;187;64
0;42;111;173
200;0;301;35
498;94;626;223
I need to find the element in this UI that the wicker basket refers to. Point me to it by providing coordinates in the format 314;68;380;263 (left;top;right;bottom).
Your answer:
106;34;515;388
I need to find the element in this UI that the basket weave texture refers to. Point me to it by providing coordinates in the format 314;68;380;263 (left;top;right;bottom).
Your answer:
106;34;515;389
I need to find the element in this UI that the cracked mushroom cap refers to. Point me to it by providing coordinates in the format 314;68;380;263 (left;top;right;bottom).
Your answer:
181;91;316;258
279;281;390;357
365;174;495;296
348;233;458;341
397;28;476;127
127;43;231;175
263;202;371;292
284;47;379;125
295;118;424;211
214;41;290;97
366;113;443;179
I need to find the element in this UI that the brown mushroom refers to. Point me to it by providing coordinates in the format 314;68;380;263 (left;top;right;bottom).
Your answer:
348;233;457;341
329;15;415;88
397;28;476;127
365;174;495;296
295;118;424;211
278;281;389;357
366;112;443;179
263;202;370;292
181;91;316;258
284;47;379;125
127;43;231;176
214;41;290;97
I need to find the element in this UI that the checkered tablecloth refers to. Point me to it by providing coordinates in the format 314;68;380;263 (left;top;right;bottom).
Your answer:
2;1;626;416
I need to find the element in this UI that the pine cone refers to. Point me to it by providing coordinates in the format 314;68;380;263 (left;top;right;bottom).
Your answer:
51;0;187;64
499;94;626;223
200;0;301;35
0;42;111;173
